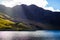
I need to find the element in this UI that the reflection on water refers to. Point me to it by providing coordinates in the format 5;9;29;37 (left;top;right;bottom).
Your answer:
0;31;60;40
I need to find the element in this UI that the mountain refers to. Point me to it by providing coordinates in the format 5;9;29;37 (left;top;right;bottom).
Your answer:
0;4;60;30
12;4;60;29
0;12;36;31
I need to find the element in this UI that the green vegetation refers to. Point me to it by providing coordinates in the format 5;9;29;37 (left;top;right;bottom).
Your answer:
0;18;33;31
0;12;33;31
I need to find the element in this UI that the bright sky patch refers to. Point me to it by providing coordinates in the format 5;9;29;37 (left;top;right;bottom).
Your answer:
0;0;60;11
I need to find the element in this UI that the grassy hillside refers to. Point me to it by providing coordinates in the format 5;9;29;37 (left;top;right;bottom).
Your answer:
0;12;33;31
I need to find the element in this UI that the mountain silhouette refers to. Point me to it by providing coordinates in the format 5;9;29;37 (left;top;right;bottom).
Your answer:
0;4;60;29
12;4;60;27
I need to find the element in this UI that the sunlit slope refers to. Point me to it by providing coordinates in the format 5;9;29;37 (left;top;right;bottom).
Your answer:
0;12;33;31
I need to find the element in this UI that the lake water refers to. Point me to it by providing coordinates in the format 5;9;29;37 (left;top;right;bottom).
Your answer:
0;31;60;40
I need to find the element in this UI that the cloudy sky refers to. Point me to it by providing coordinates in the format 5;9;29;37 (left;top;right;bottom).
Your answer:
0;0;60;11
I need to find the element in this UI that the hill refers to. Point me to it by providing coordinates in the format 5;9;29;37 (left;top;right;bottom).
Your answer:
0;12;35;31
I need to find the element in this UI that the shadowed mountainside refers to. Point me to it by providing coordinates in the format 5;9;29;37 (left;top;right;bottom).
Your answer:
12;4;60;29
0;4;60;30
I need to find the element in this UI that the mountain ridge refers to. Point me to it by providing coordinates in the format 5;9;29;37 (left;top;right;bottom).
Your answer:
0;4;60;29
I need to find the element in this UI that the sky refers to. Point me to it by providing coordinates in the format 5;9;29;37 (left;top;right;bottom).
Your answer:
0;0;60;12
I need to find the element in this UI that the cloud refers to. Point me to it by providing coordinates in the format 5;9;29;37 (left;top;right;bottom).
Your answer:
44;7;60;12
0;0;60;11
1;0;48;7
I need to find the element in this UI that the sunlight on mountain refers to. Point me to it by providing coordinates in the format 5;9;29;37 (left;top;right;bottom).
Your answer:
0;12;33;31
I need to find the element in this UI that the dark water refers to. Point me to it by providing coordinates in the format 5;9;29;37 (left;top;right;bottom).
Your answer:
0;31;60;40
